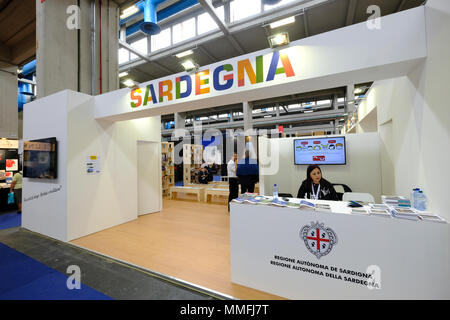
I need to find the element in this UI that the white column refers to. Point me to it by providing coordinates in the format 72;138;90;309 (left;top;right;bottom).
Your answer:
0;65;18;138
243;101;253;132
175;112;186;130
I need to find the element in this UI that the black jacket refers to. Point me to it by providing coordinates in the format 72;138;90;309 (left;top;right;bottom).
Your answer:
297;178;338;201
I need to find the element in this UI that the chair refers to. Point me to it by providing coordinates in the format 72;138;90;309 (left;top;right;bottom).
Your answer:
342;192;375;204
278;193;293;198
332;184;352;201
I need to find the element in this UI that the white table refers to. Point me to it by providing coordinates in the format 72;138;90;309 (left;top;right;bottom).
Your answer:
230;199;450;299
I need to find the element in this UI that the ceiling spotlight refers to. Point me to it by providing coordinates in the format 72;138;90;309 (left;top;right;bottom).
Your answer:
181;59;199;72
175;50;194;58
268;32;290;48
122;79;136;87
354;87;364;94
119;72;129;78
120;5;139;20
269;16;295;29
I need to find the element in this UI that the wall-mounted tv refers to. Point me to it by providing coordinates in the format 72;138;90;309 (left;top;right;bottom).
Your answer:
23;137;58;179
294;136;346;165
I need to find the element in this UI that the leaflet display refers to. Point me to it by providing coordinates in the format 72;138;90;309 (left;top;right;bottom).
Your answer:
294;137;346;165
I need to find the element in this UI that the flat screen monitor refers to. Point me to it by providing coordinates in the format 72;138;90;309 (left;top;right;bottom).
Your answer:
23;137;58;179
294;136;346;165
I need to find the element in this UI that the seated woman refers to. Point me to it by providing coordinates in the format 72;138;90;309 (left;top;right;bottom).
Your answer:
297;165;338;201
198;167;210;184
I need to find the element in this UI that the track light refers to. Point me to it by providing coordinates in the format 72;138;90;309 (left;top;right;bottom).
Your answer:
181;59;199;72
120;5;139;20
175;50;194;58
269;16;295;29
122;79;135;87
268;32;290;48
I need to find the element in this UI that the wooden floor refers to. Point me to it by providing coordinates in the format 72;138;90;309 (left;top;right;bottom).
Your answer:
71;194;285;300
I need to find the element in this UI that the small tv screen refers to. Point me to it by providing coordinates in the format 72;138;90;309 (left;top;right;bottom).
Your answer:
23;137;58;179
294;136;346;165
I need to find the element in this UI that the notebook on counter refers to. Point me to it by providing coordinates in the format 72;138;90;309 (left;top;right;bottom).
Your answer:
390;207;420;221
351;207;369;215
315;203;332;213
418;213;447;223
369;204;391;218
299;200;315;210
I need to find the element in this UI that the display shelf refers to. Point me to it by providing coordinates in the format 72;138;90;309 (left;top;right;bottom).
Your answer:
346;124;357;133
161;142;175;196
182;144;203;185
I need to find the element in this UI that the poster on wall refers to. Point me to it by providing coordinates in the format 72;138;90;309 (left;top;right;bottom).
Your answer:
86;155;101;175
0;150;5;167
6;159;18;171
0;139;18;149
5;172;13;184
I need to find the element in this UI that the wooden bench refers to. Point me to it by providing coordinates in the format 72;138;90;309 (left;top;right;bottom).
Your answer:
170;186;205;202
204;188;229;202
213;181;229;186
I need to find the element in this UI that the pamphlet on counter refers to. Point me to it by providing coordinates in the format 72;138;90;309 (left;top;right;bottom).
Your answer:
230;193;447;224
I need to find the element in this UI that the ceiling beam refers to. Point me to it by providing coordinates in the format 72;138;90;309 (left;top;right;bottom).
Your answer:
10;32;35;65
198;45;218;63
197;0;245;55
119;40;152;62
120;30;221;71
4;19;35;47
0;41;11;63
118;0;139;10
0;0;19;22
345;0;358;26
0;0;12;13
153;61;177;74
120;39;176;74
303;9;309;37
119;0;337;72
132;67;157;82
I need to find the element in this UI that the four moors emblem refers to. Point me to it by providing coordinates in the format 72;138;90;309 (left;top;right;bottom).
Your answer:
300;222;338;259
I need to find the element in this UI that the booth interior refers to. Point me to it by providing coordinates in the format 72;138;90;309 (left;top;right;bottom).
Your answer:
0;139;21;213
20;2;450;300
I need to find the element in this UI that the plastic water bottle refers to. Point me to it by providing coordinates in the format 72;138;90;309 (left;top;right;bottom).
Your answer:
273;184;278;200
411;188;420;208
415;191;427;211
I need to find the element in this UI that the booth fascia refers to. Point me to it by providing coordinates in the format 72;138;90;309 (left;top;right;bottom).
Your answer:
22;3;448;257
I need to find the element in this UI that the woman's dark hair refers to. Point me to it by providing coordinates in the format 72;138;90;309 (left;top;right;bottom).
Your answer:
306;165;322;184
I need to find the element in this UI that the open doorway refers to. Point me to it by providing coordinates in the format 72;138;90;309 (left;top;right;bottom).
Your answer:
137;141;161;216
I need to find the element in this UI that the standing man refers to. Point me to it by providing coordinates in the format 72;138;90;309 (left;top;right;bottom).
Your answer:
10;171;22;214
237;150;259;194
227;153;239;212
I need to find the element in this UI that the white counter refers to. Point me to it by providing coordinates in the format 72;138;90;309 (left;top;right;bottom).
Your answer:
230;200;450;299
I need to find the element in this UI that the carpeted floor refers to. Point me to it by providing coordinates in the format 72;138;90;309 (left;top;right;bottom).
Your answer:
0;242;111;300
0;212;21;231
0;228;228;300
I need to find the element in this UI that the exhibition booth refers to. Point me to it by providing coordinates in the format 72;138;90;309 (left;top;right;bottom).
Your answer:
21;3;450;299
0;139;20;213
